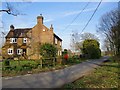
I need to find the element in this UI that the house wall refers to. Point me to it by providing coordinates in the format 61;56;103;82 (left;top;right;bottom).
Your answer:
2;43;14;59
28;23;54;59
54;39;62;56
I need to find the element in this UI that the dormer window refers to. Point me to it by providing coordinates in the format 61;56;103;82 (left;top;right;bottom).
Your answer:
10;38;17;43
23;38;27;43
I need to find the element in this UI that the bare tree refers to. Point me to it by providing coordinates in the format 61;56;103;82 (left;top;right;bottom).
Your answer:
80;32;99;41
97;9;120;56
70;31;82;52
70;31;99;52
0;1;32;16
0;2;21;16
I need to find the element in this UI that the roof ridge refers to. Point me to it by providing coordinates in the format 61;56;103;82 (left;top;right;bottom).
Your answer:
15;28;32;30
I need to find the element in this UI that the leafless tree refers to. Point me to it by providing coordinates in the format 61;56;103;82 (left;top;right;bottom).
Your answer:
97;9;120;56
0;1;32;16
0;2;21;16
80;32;99;41
70;31;99;52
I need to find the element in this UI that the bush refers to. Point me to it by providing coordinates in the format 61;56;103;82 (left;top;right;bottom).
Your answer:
14;66;23;71
3;60;10;66
82;39;101;59
40;43;58;58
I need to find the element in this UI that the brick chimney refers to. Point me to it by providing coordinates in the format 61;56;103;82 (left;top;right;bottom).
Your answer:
37;14;44;24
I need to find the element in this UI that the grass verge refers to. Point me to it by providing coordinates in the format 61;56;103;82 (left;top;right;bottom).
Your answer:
63;57;119;88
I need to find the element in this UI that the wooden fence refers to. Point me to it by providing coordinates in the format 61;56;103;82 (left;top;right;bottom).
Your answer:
2;57;62;68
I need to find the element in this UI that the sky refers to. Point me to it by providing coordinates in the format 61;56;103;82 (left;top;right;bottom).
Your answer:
0;0;119;51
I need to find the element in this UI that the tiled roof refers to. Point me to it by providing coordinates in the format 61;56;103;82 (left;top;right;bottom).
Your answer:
6;28;32;38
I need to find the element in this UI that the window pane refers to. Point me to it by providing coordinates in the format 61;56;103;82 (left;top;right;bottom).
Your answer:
23;38;27;43
8;48;13;55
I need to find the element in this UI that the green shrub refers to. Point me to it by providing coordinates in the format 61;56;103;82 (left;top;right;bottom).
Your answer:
82;39;101;59
40;43;58;58
23;66;32;71
3;60;10;66
3;66;12;71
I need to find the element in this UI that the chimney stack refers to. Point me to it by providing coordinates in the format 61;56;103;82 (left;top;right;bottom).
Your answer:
37;14;44;24
10;25;14;30
50;24;53;30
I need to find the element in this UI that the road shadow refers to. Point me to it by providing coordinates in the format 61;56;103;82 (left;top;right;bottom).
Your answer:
87;60;120;68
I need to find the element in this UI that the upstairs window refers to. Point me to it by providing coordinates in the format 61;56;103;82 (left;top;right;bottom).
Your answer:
55;38;57;45
8;48;13;55
43;29;45;31
10;38;17;43
17;49;23;55
60;42;62;46
23;38;27;43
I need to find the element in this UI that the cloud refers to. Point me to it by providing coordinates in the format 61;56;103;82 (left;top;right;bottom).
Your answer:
44;18;53;23
64;8;96;16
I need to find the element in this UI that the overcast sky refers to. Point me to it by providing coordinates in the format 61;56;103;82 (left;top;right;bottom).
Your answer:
1;0;119;50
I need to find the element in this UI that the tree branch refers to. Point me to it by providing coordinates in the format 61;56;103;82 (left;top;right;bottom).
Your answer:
0;9;17;16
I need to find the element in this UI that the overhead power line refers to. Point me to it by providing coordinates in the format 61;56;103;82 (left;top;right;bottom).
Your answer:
61;2;90;33
80;0;102;34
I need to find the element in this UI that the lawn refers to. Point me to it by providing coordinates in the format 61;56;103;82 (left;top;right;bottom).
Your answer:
63;57;119;88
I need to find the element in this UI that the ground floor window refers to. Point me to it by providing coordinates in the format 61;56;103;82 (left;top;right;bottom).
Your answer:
60;51;62;56
8;48;13;55
17;49;23;55
58;50;62;56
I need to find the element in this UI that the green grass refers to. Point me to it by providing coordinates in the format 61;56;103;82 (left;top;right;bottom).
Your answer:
2;58;84;77
63;59;119;88
0;56;2;60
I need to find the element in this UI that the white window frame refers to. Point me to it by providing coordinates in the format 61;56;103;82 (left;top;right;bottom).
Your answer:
58;51;59;56
55;38;57;44
43;28;45;31
60;42;62;46
17;49;23;55
23;38;27;43
60;51;62;56
10;38;17;43
8;48;13;55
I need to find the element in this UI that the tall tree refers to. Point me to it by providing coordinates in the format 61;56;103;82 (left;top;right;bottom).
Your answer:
97;9;120;56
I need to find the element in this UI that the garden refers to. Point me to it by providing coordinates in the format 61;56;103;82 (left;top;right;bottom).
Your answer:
2;55;87;77
2;40;102;77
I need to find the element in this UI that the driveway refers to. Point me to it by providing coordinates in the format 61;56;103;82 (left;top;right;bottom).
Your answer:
2;56;109;88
